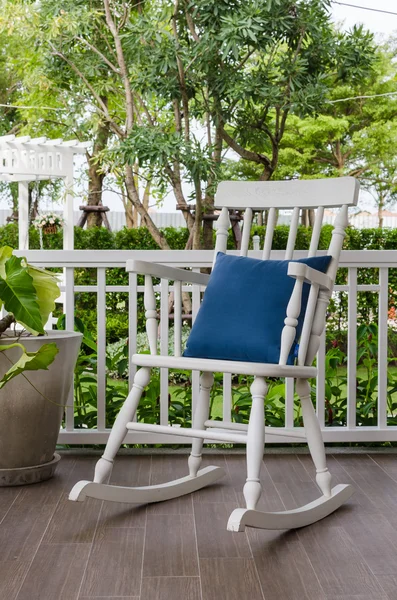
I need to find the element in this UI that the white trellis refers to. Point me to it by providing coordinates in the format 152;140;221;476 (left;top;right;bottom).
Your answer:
0;135;89;250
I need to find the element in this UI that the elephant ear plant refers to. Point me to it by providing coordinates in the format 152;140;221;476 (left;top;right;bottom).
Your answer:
0;246;60;388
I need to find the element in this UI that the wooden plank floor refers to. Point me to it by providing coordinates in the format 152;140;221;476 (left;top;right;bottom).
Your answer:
1;453;396;600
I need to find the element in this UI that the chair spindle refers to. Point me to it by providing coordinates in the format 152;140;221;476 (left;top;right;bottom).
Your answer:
144;275;158;355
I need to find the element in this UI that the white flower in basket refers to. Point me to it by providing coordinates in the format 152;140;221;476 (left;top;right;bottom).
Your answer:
33;213;63;233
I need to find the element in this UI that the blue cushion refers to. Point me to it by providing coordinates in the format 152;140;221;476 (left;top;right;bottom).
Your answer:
183;253;332;365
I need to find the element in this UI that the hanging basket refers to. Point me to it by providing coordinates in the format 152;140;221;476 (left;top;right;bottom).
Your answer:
43;225;59;235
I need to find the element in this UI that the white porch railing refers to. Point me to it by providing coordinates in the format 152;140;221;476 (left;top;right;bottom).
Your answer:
17;249;397;445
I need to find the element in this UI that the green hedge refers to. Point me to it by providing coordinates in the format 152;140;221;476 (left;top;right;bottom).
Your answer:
1;221;396;251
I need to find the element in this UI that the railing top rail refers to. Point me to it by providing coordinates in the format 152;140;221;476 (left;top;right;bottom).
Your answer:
15;249;397;269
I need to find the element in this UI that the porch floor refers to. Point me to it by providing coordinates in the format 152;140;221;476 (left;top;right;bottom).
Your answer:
1;452;397;600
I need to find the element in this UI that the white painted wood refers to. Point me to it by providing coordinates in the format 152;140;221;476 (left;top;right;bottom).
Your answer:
298;284;320;366
279;277;304;365
316;331;326;428
188;372;214;477
59;425;397;445
222;373;232;422
213;206;231;268
65;267;75;432
262;207;277;259
296;378;331;496
215;177;359;209
97;268;106;431
252;235;260;251
69;465;225;503
127;260;210;285
93;367;151;484
204;420;307;439
127;421;248;444
160;277;169;426
285;206;300;259
288;262;332;291
309;206;324;256
285;378;295;429
240;207;253;256
191;271;201;418
132;353;317;378
18;181;29;250
173;280;182;357
244;377;267;510
128;273;138;393
227;484;354;531
144;276;158;355
347;267;357;429
64;162;74;250
378;267;388;428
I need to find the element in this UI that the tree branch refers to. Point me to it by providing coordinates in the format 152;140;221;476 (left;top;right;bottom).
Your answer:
77;36;120;74
48;43;125;138
219;123;271;168
103;0;135;131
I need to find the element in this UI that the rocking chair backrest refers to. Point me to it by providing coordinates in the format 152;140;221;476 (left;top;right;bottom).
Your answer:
213;177;359;367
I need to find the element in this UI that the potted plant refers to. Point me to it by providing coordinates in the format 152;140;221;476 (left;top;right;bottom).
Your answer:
0;246;82;486
33;212;63;235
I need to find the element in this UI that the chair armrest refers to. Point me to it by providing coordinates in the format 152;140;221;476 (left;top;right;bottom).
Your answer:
287;262;332;292
126;259;210;286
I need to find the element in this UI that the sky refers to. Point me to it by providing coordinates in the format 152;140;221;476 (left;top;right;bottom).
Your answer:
26;1;397;215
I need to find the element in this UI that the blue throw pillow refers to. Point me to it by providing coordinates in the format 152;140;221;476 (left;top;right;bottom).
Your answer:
183;253;332;365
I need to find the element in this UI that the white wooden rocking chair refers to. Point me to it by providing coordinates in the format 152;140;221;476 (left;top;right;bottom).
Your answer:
70;177;359;532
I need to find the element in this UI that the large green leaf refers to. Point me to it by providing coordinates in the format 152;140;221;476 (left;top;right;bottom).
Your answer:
0;342;59;389
27;265;60;327
0;255;44;335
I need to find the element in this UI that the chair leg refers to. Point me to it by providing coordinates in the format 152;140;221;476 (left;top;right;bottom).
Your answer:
243;376;268;510
227;376;353;532
188;372;214;477
93;367;151;484
296;378;332;497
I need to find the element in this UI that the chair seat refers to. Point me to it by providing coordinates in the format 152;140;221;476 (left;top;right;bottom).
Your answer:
132;353;317;379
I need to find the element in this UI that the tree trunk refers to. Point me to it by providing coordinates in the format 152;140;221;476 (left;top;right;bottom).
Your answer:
86;107;110;228
378;194;384;228
124;165;171;249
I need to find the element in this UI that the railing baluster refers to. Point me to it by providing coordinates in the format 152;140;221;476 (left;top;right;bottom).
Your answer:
223;374;232;422
65;267;75;432
191;270;201;418
128;273;137;392
174;280;182;357
316;330;326;428
347;267;357;429
285;378;294;429
378;267;389;429
97;267;106;432
160;278;169;427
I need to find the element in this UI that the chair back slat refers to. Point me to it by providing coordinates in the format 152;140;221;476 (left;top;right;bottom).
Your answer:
285;206;300;259
215;177;359;209
262;207;277;259
308;206;324;257
240;207;252;256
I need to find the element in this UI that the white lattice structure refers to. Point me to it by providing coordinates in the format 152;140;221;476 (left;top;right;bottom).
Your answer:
0;135;89;250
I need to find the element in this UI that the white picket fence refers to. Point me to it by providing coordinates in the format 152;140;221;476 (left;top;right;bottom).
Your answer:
2;209;396;231
17;249;397;445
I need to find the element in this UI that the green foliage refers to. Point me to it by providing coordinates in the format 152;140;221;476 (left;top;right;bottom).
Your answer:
0;255;46;335
0;247;61;388
0;342;58;389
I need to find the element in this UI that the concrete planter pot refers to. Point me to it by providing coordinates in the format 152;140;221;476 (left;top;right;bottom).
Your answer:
0;330;82;486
